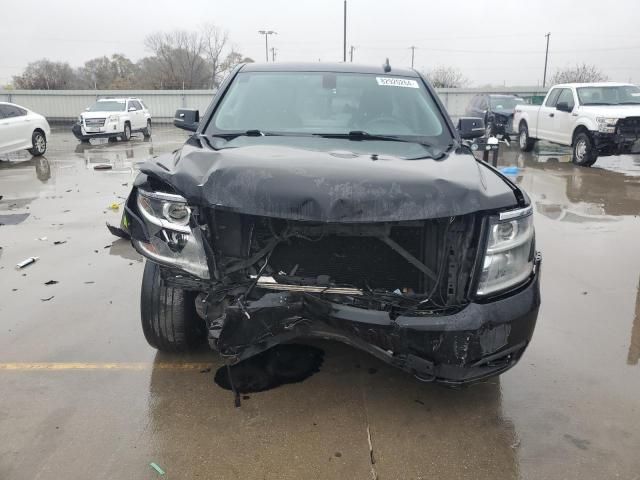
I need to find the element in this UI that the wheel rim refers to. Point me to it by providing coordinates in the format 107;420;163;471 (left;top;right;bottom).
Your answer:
125;125;130;138
147;122;151;135
575;139;587;161
519;130;527;149
34;134;45;153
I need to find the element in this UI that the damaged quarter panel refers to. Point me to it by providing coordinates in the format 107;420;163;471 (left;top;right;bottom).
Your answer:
124;62;541;385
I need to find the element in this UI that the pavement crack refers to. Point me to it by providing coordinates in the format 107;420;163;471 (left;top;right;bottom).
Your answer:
359;357;378;480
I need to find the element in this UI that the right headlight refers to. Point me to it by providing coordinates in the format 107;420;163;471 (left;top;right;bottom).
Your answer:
133;189;209;279
477;206;535;296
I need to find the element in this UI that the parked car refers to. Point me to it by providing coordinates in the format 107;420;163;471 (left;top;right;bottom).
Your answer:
465;94;525;139
72;98;151;142
116;63;541;385
0;102;50;156
513;82;640;166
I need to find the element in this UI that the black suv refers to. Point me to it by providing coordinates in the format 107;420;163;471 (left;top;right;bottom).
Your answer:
466;94;525;139
118;63;541;385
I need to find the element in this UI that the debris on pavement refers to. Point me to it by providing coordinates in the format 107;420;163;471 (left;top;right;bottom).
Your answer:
107;203;120;211
106;222;130;239
94;164;113;170
500;166;520;175
53;241;67;245
149;462;165;475
44;280;59;286
40;296;54;302
38;236;48;241
16;257;39;269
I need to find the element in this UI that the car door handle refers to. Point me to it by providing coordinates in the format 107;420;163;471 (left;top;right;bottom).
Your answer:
549;113;554;117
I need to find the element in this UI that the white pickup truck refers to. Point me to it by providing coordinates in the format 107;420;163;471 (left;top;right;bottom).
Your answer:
513;82;640;166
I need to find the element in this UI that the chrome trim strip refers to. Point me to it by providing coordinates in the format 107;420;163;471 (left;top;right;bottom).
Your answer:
499;205;533;221
138;189;187;203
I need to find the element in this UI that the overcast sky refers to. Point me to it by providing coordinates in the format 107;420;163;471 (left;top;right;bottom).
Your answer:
2;0;639;87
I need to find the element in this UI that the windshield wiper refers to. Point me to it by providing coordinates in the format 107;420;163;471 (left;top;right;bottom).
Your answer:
314;130;432;145
211;129;283;140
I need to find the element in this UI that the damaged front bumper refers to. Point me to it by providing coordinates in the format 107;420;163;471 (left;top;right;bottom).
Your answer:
122;175;541;385
213;259;540;385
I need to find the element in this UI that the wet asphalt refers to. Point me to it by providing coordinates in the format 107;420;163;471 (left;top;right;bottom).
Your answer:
0;126;639;480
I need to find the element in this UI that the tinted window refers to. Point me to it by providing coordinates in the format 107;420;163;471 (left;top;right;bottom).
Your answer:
556;89;575;110
544;89;561;107
129;100;142;111
0;105;27;117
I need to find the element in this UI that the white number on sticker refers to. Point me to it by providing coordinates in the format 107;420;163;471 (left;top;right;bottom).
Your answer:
376;77;419;88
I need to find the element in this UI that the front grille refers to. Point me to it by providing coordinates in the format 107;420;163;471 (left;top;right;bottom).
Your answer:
617;117;640;137
268;227;424;292
85;118;106;127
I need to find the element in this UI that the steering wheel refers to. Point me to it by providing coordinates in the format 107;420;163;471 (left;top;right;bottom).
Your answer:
360;115;412;134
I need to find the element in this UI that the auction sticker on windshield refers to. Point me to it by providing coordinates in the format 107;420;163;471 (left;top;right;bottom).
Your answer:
376;77;419;88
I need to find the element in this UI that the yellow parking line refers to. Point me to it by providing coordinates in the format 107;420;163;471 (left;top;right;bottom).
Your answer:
0;362;214;371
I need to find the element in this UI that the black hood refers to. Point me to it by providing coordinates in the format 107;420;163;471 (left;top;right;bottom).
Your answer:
139;137;519;223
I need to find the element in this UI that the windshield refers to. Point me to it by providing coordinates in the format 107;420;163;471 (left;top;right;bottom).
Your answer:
577;86;640;105
489;96;524;111
208;71;452;149
88;100;126;112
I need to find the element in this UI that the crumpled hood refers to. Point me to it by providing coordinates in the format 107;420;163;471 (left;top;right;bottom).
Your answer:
139;138;519;223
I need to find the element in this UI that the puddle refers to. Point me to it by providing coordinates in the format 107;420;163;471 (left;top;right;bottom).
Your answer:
214;344;324;393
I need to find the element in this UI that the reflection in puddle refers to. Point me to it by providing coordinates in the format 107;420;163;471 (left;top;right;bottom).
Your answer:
628;275;640;366
214;344;324;393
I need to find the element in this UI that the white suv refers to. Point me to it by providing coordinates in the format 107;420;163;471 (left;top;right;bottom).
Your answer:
72;98;152;142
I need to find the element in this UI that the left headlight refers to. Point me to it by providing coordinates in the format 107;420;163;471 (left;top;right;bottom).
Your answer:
477;206;535;296
108;115;120;123
596;117;618;134
133;189;209;279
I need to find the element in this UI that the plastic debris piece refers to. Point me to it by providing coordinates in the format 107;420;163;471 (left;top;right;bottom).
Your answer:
149;462;165;475
53;241;67;245
16;257;39;269
84;281;95;284
38;236;48;241
41;296;54;302
44;280;59;286
500;166;519;175
94;164;113;170
108;203;120;211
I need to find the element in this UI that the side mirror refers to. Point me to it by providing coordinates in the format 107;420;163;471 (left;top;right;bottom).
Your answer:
174;109;200;132
456;117;485;139
128;107;136;112
556;101;572;113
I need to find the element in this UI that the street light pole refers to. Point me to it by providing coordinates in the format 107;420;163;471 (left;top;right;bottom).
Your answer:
349;45;355;62
410;46;416;68
258;30;277;62
343;0;347;62
543;32;551;87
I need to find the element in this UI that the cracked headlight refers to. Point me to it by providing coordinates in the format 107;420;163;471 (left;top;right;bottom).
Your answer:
133;189;209;279
596;117;618;134
477;206;535;296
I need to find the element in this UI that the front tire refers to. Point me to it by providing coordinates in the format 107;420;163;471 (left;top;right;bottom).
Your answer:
518;123;536;152
572;132;597;167
122;123;131;142
28;130;47;156
140;261;206;352
142;120;152;139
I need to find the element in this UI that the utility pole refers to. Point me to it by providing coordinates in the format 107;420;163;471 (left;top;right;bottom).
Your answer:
343;0;347;62
271;47;277;62
543;32;551;88
258;30;277;62
409;46;417;68
349;45;355;62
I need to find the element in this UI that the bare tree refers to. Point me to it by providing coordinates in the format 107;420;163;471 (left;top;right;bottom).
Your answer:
144;30;210;88
13;60;78;89
550;64;608;84
425;66;468;88
201;23;228;88
76;54;137;89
